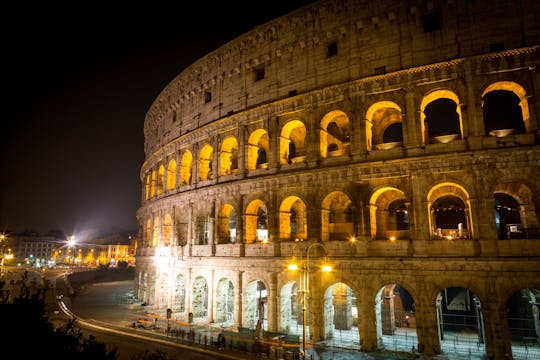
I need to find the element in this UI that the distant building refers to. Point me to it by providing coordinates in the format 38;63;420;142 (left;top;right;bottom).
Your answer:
8;232;137;267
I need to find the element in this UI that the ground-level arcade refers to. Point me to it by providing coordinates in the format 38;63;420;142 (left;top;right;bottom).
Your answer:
135;254;540;359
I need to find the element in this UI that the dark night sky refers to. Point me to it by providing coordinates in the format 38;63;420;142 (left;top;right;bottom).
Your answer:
1;1;317;235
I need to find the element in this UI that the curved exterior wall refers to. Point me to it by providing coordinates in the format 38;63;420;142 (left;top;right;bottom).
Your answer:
136;0;540;358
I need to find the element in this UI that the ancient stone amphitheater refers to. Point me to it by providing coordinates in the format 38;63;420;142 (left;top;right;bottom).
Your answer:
135;0;540;358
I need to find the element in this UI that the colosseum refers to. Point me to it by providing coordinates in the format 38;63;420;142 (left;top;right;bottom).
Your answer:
135;0;540;358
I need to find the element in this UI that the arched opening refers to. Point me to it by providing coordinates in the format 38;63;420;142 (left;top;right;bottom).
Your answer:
220;136;239;176
494;193;522;239
320;110;351;158
163;214;172;246
420;91;463;145
195;214;210;245
158;273;169;309
199;144;214;181
482;82;529;136
173;274;186;314
192;276;209;321
280;120;307;164
247;129;269;170
428;183;472;240
280;281;300;335
152;217;159;247
370;187;409;240
279;196;307;241
245;280;267;333
218;204;237;244
323;283;359;346
321;191;354;241
150;170;156;197
157;165;165;195
507;288;540;359
375;284;417;352
180;151;193;186
145;174;150;200
215;278;234;327
245;200;268;243
167;159;176;190
436;287;486;357
365;102;403;151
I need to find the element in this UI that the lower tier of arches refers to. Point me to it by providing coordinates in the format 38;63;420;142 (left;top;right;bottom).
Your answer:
134;255;540;359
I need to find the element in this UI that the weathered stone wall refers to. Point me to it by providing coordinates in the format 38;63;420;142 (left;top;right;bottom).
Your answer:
136;1;540;358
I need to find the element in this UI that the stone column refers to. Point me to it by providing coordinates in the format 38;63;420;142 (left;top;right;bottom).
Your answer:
235;271;244;329
267;274;278;332
481;288;513;359
357;288;378;351
415;290;441;356
208;269;215;323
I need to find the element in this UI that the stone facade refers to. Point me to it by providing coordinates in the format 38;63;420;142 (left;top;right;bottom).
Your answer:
135;1;540;358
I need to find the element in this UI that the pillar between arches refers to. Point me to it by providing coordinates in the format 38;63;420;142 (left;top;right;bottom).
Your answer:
482;302;513;359
357;290;378;352
414;294;441;356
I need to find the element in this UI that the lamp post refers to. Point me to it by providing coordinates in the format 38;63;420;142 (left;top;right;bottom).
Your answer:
287;242;332;360
0;234;6;275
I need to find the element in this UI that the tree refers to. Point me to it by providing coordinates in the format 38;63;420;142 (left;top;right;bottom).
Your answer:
0;271;118;359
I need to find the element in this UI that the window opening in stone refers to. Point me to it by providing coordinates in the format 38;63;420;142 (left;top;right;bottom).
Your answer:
257;208;268;242
254;66;265;82
424;98;461;144
436;287;486;357
494;193;522;239
192;276;209;320
245;280;267;332
483;90;525;136
323;283;359;343
327;41;338;58
204;91;212;104
215;279;234;327
431;196;468;239
376;284;417;352
507;288;540;356
173;275;186;313
424;12;441;32
195;216;209;245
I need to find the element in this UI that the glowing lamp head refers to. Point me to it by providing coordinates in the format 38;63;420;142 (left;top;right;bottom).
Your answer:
287;256;299;271
321;257;332;273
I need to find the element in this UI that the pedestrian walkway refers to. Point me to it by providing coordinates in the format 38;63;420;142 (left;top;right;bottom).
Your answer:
66;280;540;360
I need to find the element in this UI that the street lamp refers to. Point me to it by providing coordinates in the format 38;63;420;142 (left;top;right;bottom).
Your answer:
67;236;76;265
287;242;332;360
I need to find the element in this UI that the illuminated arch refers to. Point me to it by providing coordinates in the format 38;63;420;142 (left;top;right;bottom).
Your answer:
152;217;160;247
365;101;403;151
279;195;307;241
321;191;353;241
420;90;463;145
150;170;156;197
167;159;176;190
320;110;350;158
482;81;529;135
220;136;239;176
369;187;409;240
145;174;150;200
279;120;307;165
247;129;269;170
180;150;193;186
157;164;165;195
427;182;472;239
199;144;214;181
245;199;268;243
